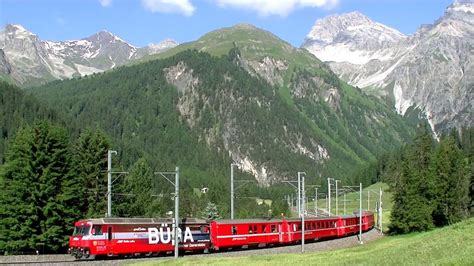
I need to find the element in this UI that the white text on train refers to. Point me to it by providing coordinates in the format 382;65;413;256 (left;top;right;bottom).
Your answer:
148;226;194;245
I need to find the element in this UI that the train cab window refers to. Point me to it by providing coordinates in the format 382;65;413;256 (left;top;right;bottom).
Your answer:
92;225;102;235
271;224;277;233
107;226;113;241
231;226;237;235
200;225;209;233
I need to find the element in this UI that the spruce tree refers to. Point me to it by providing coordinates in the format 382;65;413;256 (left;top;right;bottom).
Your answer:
201;202;221;221
0;122;70;253
68;129;109;218
389;125;435;233
115;158;161;217
431;135;470;225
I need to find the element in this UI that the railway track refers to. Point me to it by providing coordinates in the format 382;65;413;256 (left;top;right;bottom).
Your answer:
0;229;383;265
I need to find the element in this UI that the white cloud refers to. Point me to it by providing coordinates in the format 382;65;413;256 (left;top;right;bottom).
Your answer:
213;0;339;17
99;0;112;7
142;0;195;16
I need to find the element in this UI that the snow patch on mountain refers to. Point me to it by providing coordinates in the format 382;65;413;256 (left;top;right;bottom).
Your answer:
302;2;474;134
0;24;179;86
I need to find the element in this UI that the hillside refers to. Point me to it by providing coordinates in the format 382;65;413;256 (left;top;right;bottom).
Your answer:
0;81;61;163
31;24;415;187
144;217;474;265
129;24;415;183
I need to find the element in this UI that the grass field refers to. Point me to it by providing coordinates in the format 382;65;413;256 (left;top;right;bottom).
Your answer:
133;217;474;266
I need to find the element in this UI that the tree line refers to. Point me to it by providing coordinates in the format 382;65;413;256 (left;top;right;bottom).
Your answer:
384;126;473;233
0;121;289;254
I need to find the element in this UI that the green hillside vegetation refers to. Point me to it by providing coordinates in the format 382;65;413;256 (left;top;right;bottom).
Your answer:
0;81;61;163
138;217;474;266
384;126;472;233
33;25;416;187
141;24;415;179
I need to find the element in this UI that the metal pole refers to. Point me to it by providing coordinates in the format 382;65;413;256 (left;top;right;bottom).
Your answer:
327;178;331;215
344;192;346;215
359;183;363;244
174;166;179;258
325;194;328;211
315;187;318;217
300;172;305;253
231;164;234;220
298;174;301;218
379;187;383;234
107;150;117;217
290;194;293;209
367;190;370;211
335;180;340;215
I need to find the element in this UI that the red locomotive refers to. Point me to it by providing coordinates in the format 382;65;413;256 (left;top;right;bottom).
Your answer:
68;212;374;259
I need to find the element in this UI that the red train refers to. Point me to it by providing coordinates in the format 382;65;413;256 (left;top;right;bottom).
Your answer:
68;212;374;259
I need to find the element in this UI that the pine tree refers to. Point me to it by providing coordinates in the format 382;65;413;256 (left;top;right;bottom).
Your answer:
201;202;221;221
0;122;70;253
389;125;435;233
431;135;470;225
68;129;109;218
115;158;161;217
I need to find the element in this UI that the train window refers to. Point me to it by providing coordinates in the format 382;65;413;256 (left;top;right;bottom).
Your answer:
107;226;112;241
254;225;258;233
92;225;102;235
248;226;253;234
271;224;276;232
262;225;267;233
293;224;297;232
231;226;237;235
200;225;209;233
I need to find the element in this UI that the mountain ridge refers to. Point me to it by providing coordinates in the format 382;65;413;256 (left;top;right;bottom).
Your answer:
31;24;416;184
302;2;474;136
0;24;178;86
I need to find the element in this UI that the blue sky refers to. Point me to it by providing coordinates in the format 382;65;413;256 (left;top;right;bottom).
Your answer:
0;0;454;47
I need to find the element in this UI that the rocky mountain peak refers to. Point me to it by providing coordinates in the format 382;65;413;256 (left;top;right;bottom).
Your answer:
85;30;130;46
304;11;405;46
0;24;178;86
447;1;474;15
302;12;406;64
148;38;179;50
302;3;474;135
1;24;37;45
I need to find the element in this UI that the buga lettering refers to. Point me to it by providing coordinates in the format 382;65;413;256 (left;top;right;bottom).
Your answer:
148;225;194;245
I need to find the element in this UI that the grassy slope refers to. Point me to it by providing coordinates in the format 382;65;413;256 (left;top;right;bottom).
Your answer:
135;217;474;266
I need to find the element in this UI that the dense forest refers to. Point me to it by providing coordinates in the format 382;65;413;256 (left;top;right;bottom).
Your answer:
0;120;290;254
383;126;473;233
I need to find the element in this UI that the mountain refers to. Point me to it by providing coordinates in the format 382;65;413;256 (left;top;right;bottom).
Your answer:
302;2;474;136
32;24;416;185
0;24;178;86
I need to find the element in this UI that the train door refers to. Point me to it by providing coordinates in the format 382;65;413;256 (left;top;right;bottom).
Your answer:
278;224;282;242
107;225;113;255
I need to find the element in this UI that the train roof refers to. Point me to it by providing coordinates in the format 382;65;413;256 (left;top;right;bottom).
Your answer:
82;217;208;225
212;212;374;224
214;219;284;224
